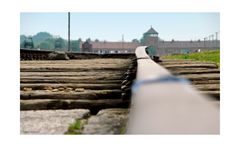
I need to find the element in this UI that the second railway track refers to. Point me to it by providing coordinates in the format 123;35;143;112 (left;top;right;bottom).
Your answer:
159;59;220;100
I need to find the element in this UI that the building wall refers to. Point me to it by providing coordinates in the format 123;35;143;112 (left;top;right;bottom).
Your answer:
157;40;220;55
81;40;220;55
81;42;93;53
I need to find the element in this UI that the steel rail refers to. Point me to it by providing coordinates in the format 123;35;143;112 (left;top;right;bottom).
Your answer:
127;46;219;134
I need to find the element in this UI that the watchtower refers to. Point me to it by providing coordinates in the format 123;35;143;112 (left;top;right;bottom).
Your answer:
141;27;159;57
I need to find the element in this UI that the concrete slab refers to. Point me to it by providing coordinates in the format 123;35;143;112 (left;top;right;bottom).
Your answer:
82;108;129;134
20;109;90;134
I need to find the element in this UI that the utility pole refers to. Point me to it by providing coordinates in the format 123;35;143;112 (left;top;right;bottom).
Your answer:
68;12;70;52
122;34;124;51
215;32;218;41
204;37;207;48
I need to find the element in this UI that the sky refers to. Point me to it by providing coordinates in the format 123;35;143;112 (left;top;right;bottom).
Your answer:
20;12;220;41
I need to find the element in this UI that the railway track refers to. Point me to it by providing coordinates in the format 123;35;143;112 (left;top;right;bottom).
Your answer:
20;47;220;134
20;58;135;134
127;46;219;134
159;59;220;100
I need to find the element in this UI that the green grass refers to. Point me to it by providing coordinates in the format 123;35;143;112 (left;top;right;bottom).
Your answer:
119;127;126;134
65;119;84;135
162;50;220;66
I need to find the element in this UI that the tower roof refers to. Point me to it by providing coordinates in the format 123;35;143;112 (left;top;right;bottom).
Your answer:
145;27;158;34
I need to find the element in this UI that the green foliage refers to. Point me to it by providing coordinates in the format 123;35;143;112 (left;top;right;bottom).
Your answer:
70;40;80;52
20;35;27;44
39;38;55;49
162;50;220;66
33;32;53;47
20;35;27;48
65;119;84;135
20;32;80;52
119;127;126;134
54;38;67;50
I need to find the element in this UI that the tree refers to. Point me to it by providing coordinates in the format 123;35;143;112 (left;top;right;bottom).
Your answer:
40;42;52;49
32;32;53;47
70;40;80;52
20;35;27;48
54;37;66;50
86;38;91;42
20;35;27;43
132;39;139;43
20;32;76;51
39;38;55;50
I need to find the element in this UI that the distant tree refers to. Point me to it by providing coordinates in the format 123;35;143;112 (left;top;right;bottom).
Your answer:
86;38;91;42
20;32;70;51
20;35;27;43
95;39;99;42
132;39;139;43
20;35;27;48
39;38;55;50
54;37;66;50
33;32;53;47
70;40;80;52
40;42;52;50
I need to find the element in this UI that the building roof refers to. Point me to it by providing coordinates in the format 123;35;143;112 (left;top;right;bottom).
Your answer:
145;27;158;34
90;41;140;50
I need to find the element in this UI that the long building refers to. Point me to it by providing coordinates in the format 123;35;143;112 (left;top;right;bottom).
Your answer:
81;41;139;54
80;27;220;55
158;40;220;55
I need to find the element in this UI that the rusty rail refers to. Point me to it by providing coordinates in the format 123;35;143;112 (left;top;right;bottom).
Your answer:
126;46;219;134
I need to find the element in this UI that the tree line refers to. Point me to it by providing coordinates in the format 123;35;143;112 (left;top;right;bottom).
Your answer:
20;32;80;52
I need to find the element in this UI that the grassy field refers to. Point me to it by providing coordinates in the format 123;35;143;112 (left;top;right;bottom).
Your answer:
162;50;220;66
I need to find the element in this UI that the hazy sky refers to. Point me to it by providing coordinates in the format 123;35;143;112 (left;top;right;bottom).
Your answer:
20;12;219;41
